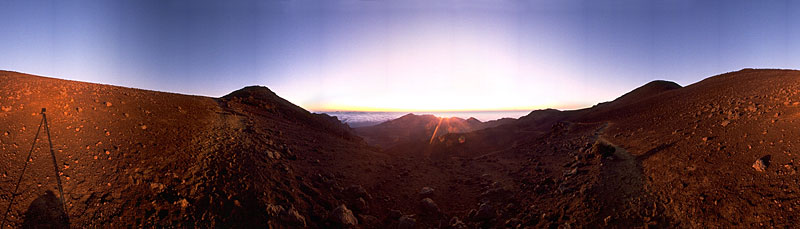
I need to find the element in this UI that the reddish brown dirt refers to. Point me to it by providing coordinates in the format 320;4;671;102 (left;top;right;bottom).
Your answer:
2;68;800;228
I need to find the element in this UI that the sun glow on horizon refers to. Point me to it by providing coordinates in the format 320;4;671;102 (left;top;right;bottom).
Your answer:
273;20;621;113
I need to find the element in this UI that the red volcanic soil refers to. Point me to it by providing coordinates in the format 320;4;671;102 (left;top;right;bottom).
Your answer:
2;68;800;228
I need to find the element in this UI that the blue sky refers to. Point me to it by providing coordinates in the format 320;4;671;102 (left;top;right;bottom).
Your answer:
1;0;799;111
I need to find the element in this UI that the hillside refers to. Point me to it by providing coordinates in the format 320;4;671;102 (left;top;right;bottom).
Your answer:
0;71;389;227
2;69;800;228
422;69;800;227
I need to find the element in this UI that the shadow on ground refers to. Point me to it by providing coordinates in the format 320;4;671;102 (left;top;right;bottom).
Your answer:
22;190;69;229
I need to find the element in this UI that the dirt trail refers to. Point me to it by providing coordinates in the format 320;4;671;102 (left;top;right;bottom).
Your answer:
594;136;667;226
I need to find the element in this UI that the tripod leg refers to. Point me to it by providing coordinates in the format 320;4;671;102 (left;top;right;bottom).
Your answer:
42;114;68;218
1;115;44;228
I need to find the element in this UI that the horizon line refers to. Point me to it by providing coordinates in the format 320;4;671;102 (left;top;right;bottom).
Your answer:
310;104;592;113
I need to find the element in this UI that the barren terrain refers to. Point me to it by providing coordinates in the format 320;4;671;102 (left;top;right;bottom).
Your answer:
2;69;800;227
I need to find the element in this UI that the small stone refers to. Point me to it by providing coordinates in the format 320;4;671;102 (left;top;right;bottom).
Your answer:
720;120;730;127
472;203;496;221
357;214;379;226
753;155;771;172
354;197;368;212
267;150;281;159
449;217;467;228
177;199;189;209
388;209;402;219
420;198;440;214
345;185;371;199
282;207;307;227
564;168;578;177
590;140;616;157
419;186;434;197
1;106;12;112
329;204;358;226
266;204;285;217
140;125;147;130
104;101;112;107
149;182;166;192
505;218;522;227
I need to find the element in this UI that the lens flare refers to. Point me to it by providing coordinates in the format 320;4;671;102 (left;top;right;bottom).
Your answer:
429;117;445;144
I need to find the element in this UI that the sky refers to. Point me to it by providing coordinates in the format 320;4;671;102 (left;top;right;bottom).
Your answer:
1;0;799;112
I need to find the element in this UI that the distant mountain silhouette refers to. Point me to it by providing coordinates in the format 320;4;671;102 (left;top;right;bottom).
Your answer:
354;113;515;148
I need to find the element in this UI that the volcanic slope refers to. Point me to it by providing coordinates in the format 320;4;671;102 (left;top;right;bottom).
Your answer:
0;71;394;227
396;68;800;227
4;69;800;228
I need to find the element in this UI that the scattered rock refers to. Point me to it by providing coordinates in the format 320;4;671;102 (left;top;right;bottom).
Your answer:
282;207;307;227
357;214;379;226
388;209;403;219
0;106;11;112
345;185;371;199
505;217;522;228
266;204;285;217
563;168;578;177
419;198;440;214
466;209;477;219
104;101;112;107
419;186;434;197
398;215;416;229
354;197;368;212
176;199;189;209
329;204;358;227
267;150;281;159
472;203;495;221
149;182;166;193
720;120;730;127
449;217;467;228
590;140;615;158
753;155;771;172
